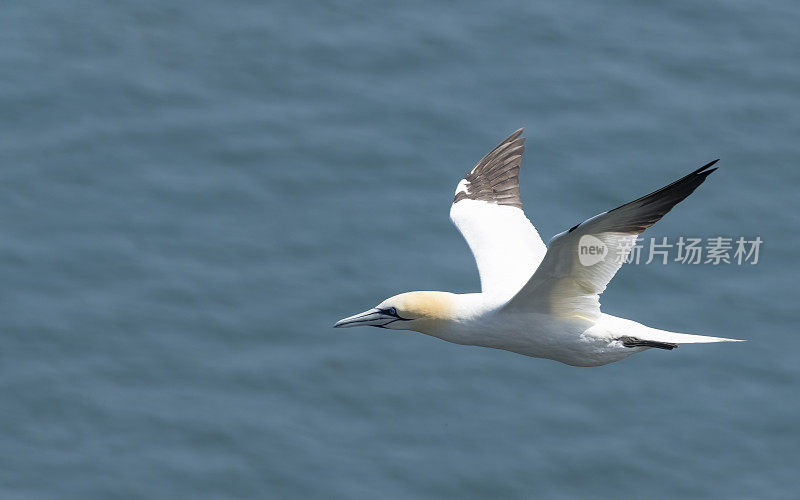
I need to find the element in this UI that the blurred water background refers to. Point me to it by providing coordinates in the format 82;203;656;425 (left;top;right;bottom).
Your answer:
1;1;799;498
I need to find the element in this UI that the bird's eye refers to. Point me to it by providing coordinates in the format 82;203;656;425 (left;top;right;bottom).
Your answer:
387;307;398;316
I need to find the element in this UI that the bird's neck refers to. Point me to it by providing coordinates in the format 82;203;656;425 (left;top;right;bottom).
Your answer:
406;292;500;336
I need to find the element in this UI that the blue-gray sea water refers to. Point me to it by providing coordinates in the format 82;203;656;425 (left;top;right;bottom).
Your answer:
1;1;798;498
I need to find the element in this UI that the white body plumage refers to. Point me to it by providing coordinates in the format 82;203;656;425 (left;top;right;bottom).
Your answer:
335;129;742;366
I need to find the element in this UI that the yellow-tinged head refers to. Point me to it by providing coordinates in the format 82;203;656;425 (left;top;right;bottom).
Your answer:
334;291;457;334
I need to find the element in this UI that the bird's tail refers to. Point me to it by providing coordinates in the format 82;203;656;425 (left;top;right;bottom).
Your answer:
600;314;745;349
623;327;744;350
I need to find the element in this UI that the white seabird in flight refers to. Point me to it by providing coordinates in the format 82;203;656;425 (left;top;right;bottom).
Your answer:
335;129;742;366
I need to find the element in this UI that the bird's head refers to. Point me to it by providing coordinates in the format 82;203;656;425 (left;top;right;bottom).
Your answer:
334;291;456;334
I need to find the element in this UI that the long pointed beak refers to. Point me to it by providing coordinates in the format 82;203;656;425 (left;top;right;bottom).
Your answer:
334;308;391;328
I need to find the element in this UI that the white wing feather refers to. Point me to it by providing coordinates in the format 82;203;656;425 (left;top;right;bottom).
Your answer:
503;160;720;318
449;129;547;298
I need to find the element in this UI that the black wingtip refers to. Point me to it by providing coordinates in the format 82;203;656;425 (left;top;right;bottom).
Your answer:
696;159;720;174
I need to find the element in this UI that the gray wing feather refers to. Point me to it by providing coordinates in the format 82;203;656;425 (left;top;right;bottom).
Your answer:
453;128;526;209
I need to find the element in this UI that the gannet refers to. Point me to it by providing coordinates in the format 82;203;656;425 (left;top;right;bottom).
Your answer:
334;129;742;366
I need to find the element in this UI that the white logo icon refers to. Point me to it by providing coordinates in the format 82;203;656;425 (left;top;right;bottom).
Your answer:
578;235;608;266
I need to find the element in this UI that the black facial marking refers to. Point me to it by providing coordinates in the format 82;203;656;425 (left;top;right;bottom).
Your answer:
379;308;411;321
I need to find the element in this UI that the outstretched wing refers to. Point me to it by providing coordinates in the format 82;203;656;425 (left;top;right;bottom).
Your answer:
502;160;719;318
449;129;547;298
